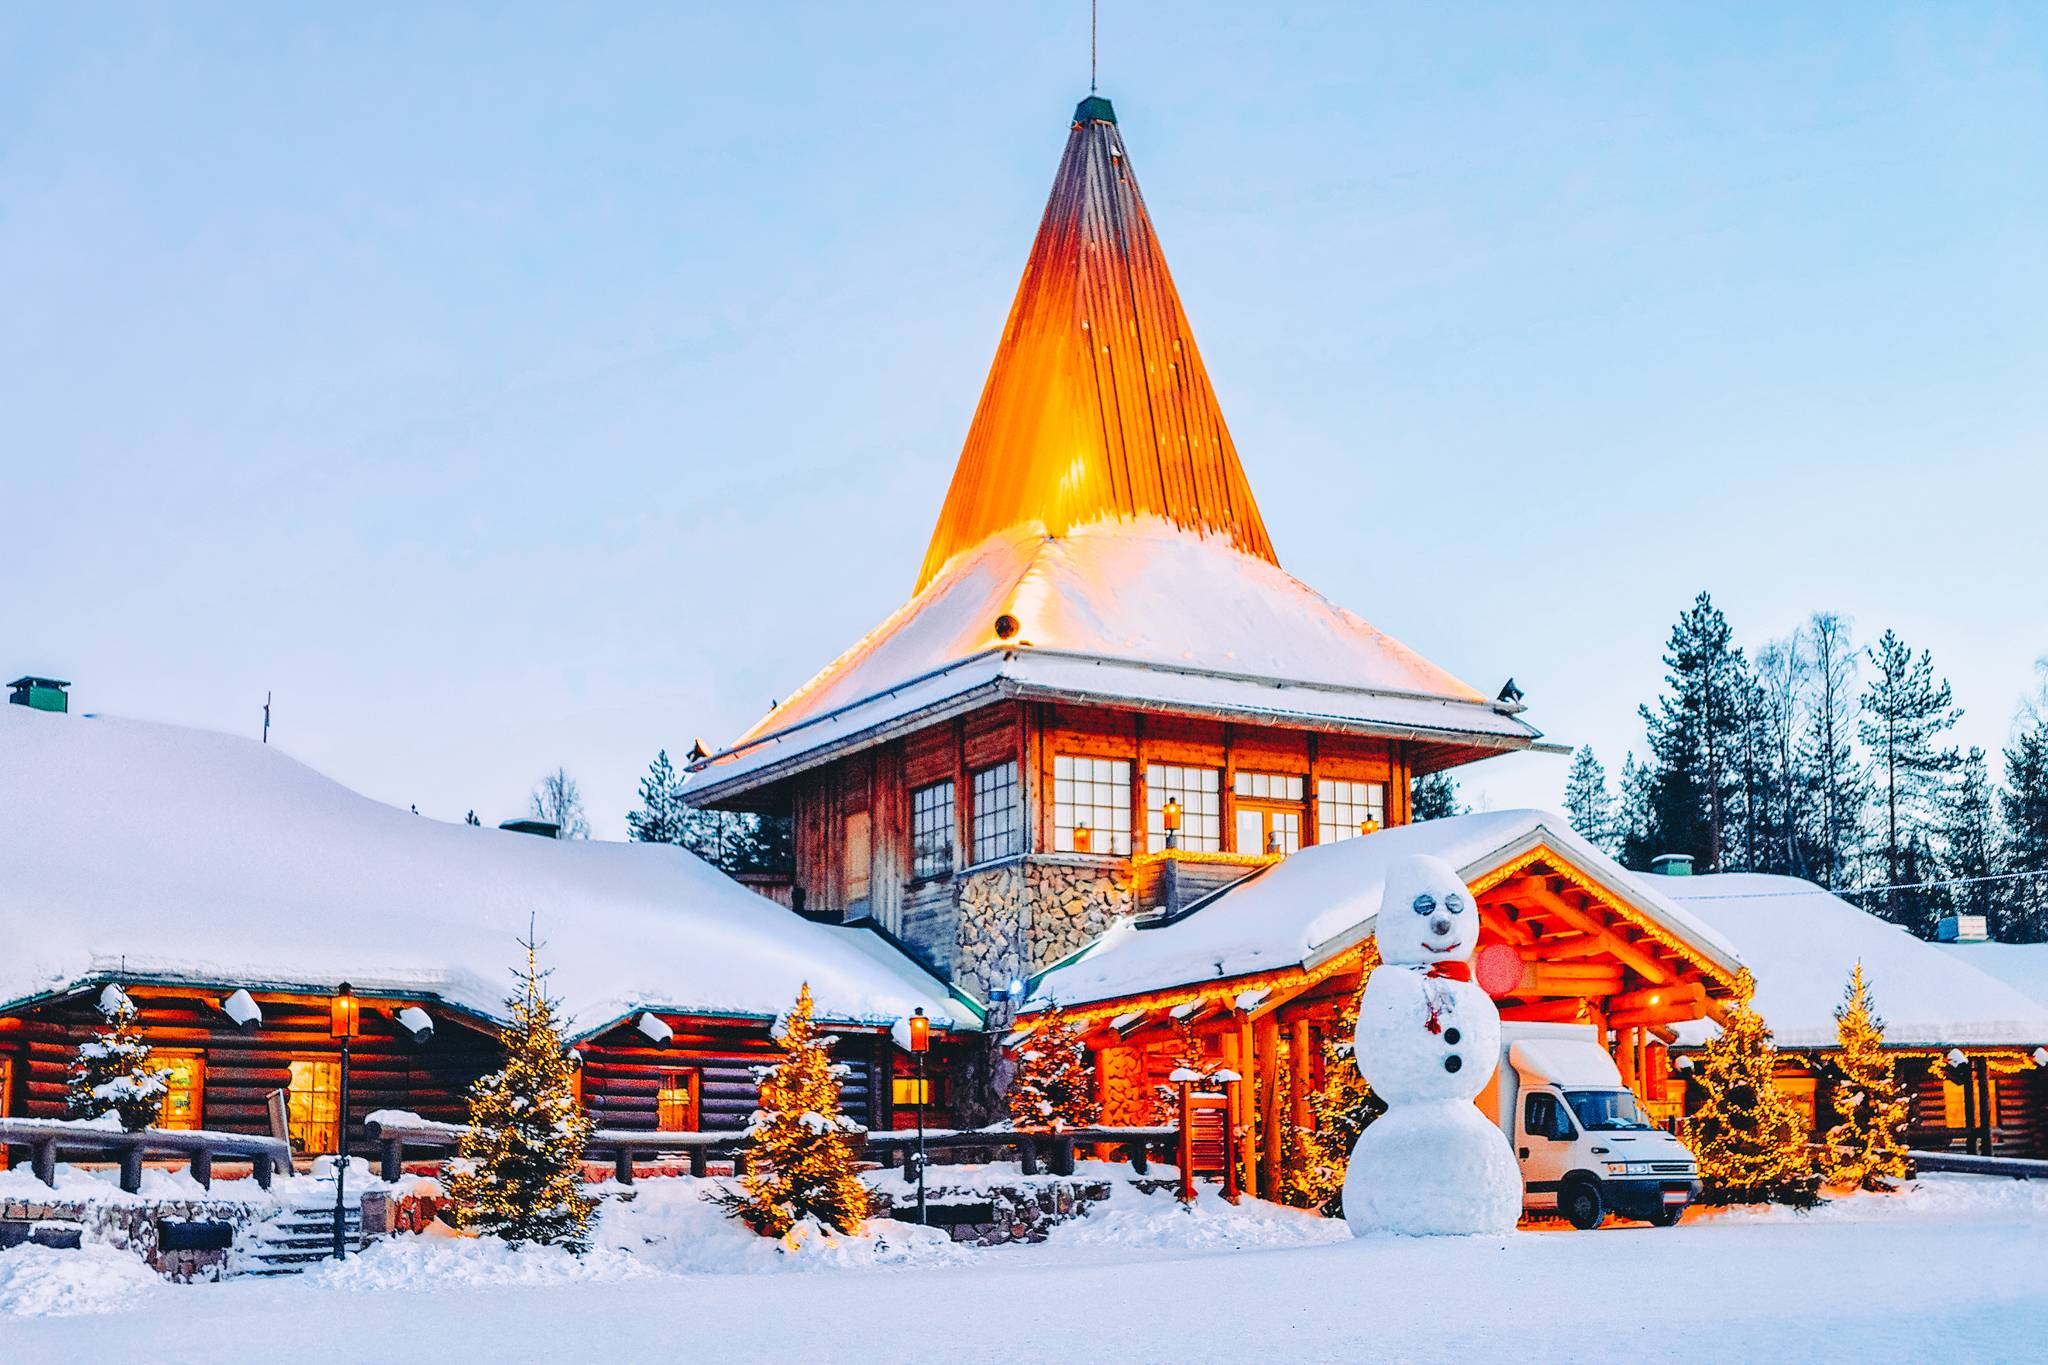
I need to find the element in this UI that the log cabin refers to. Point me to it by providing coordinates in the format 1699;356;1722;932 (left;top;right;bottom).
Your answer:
0;699;970;1169
680;96;1555;1018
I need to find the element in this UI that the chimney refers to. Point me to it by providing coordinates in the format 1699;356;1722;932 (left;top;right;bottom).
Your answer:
1649;853;1694;877
497;817;562;839
8;676;70;714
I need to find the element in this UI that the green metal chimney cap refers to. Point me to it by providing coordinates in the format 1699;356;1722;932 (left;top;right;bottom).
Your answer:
1073;95;1116;125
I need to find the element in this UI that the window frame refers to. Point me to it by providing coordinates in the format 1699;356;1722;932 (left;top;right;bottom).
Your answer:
910;779;957;881
287;1057;342;1155
1052;755;1132;855
1233;770;1306;854
1316;777;1387;844
969;761;1022;865
155;1052;206;1132
1146;763;1222;852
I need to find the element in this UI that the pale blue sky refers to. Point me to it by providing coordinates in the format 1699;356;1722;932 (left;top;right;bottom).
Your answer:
6;5;2044;837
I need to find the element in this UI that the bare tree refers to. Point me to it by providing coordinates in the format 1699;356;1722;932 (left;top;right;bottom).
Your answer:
531;767;590;840
1754;628;1813;876
1802;612;1864;886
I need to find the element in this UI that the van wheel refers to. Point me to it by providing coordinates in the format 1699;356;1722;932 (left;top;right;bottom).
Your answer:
1562;1180;1605;1230
1649;1205;1684;1228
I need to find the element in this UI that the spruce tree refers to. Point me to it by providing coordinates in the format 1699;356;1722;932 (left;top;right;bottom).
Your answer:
1859;630;1962;933
1802;612;1866;886
625;749;688;845
2001;683;2048;942
1940;749;2001;927
1616;752;1659;868
1819;964;1909;1192
448;940;597;1250
1409;771;1465;822
1639;592;1748;871
1007;1006;1101;1132
1563;746;1616;852
724;983;869;1239
1683;976;1817;1205
66;985;169;1131
1294;953;1384;1215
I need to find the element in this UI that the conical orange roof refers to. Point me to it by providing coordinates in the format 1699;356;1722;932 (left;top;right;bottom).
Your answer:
914;96;1276;592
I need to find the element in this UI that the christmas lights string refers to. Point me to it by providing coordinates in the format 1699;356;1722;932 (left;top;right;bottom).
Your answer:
1676;866;2048;901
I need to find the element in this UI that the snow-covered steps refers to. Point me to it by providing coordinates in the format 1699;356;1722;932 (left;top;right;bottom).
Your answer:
232;1197;362;1276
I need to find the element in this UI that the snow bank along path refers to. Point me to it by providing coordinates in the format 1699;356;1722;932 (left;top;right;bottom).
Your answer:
4;1176;2045;1362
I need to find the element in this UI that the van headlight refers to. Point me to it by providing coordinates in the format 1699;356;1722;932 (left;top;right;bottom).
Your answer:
1604;1161;1655;1176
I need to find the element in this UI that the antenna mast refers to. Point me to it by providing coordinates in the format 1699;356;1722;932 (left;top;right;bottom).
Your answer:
1090;0;1098;94
262;690;272;744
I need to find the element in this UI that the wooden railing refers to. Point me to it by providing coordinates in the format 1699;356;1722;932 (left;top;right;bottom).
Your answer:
363;1113;1180;1186
1907;1148;2048;1179
0;1117;292;1193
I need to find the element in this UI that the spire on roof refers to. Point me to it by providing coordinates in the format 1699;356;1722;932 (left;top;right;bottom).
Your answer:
913;96;1277;593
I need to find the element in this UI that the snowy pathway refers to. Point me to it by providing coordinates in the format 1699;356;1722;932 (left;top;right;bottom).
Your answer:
4;1177;2044;1363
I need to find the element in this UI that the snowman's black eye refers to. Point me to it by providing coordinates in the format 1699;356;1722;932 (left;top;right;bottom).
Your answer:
1445;893;1467;915
1412;893;1436;916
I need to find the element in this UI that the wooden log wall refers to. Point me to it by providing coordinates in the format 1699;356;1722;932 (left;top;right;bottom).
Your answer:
2;989;500;1158
579;1015;888;1133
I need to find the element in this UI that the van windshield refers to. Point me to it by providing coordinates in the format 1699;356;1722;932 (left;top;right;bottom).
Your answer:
1564;1088;1653;1131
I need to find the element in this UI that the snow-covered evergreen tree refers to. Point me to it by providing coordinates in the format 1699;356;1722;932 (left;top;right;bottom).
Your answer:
1409;771;1465;822
1859;630;1962;933
1007;1006;1100;1132
1940;749;2002;927
2000;676;2048;943
1683;976;1817;1205
448;940;597;1250
66;984;169;1131
1616;752;1659;868
723;983;869;1239
1639;592;1748;872
1563;746;1615;852
625;749;689;845
1819;964;1909;1192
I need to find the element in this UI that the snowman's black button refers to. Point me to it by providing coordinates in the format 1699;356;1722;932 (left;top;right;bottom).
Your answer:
1444;1055;1463;1073
1444;1028;1462;1045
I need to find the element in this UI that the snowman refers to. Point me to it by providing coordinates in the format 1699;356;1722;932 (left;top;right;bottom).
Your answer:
1342;853;1522;1236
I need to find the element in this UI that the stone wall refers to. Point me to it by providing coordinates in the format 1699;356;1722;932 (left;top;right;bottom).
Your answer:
954;857;1133;1000
0;1195;268;1282
874;1177;1113;1245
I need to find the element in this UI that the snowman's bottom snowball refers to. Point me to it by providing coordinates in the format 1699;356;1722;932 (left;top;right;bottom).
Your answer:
1343;1102;1522;1236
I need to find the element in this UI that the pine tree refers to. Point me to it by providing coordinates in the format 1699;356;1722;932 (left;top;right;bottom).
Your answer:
2001;676;2048;943
1819;964;1909;1192
1940;749;2001;927
1007;1006;1101;1132
1563;746;1616;852
448;939;597;1250
723;983;870;1240
66;985;169;1131
464;809;482;827
1683;976;1817;1205
1293;951;1384;1215
1803;612;1866;887
1859;630;1962;934
1639;592;1748;871
625;749;688;845
1617;752;1659;868
1410;771;1465;822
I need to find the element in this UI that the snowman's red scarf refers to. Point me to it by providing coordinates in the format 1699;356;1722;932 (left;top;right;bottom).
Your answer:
1417;960;1471;1034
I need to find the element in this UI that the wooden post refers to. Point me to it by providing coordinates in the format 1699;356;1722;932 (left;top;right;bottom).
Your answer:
1020;1135;1040;1176
32;1140;56;1187
189;1148;212;1189
118;1146;143;1194
380;1138;404;1183
691;1146;708;1178
1616;1025;1638;1091
614;1147;634;1185
1176;1081;1195;1203
1257;1014;1283;1198
1290;1017;1315;1132
1052;1136;1076;1176
254;1152;274;1190
1221;1080;1243;1203
1236;1013;1260;1201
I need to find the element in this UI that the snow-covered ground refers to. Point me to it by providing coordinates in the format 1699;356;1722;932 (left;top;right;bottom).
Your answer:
4;1175;2045;1362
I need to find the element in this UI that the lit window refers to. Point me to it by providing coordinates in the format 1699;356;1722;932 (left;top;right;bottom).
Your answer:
910;780;955;879
156;1054;205;1131
970;762;1021;864
1234;771;1304;854
656;1070;699;1131
1317;778;1386;843
287;1058;341;1155
1053;755;1131;854
1146;765;1221;851
893;1076;937;1106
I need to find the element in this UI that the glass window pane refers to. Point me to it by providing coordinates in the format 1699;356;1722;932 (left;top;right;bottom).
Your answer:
1052;755;1130;854
911;779;955;879
971;762;1021;864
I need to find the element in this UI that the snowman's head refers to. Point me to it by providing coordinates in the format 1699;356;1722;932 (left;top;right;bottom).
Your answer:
1377;854;1478;966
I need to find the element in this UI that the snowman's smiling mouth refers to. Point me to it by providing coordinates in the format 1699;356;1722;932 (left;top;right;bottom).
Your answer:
1425;939;1462;955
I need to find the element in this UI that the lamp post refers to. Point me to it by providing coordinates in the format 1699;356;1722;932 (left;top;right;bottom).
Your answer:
907;1007;931;1226
1162;797;1181;850
328;981;360;1260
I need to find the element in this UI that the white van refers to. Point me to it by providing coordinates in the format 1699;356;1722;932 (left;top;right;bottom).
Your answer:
1481;1022;1701;1228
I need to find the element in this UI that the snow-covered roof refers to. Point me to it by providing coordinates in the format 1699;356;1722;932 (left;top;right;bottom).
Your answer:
1933;941;2048;1010
1026;809;1741;1010
1649;874;2048;1050
0;706;967;1033
689;521;1546;801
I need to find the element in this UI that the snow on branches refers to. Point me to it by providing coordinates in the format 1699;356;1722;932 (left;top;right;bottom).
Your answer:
1006;1005;1099;1133
722;982;869;1240
66;984;169;1132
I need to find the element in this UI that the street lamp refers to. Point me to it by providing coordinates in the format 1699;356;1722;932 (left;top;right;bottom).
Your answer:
328;981;361;1260
907;1007;931;1226
1162;798;1181;850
